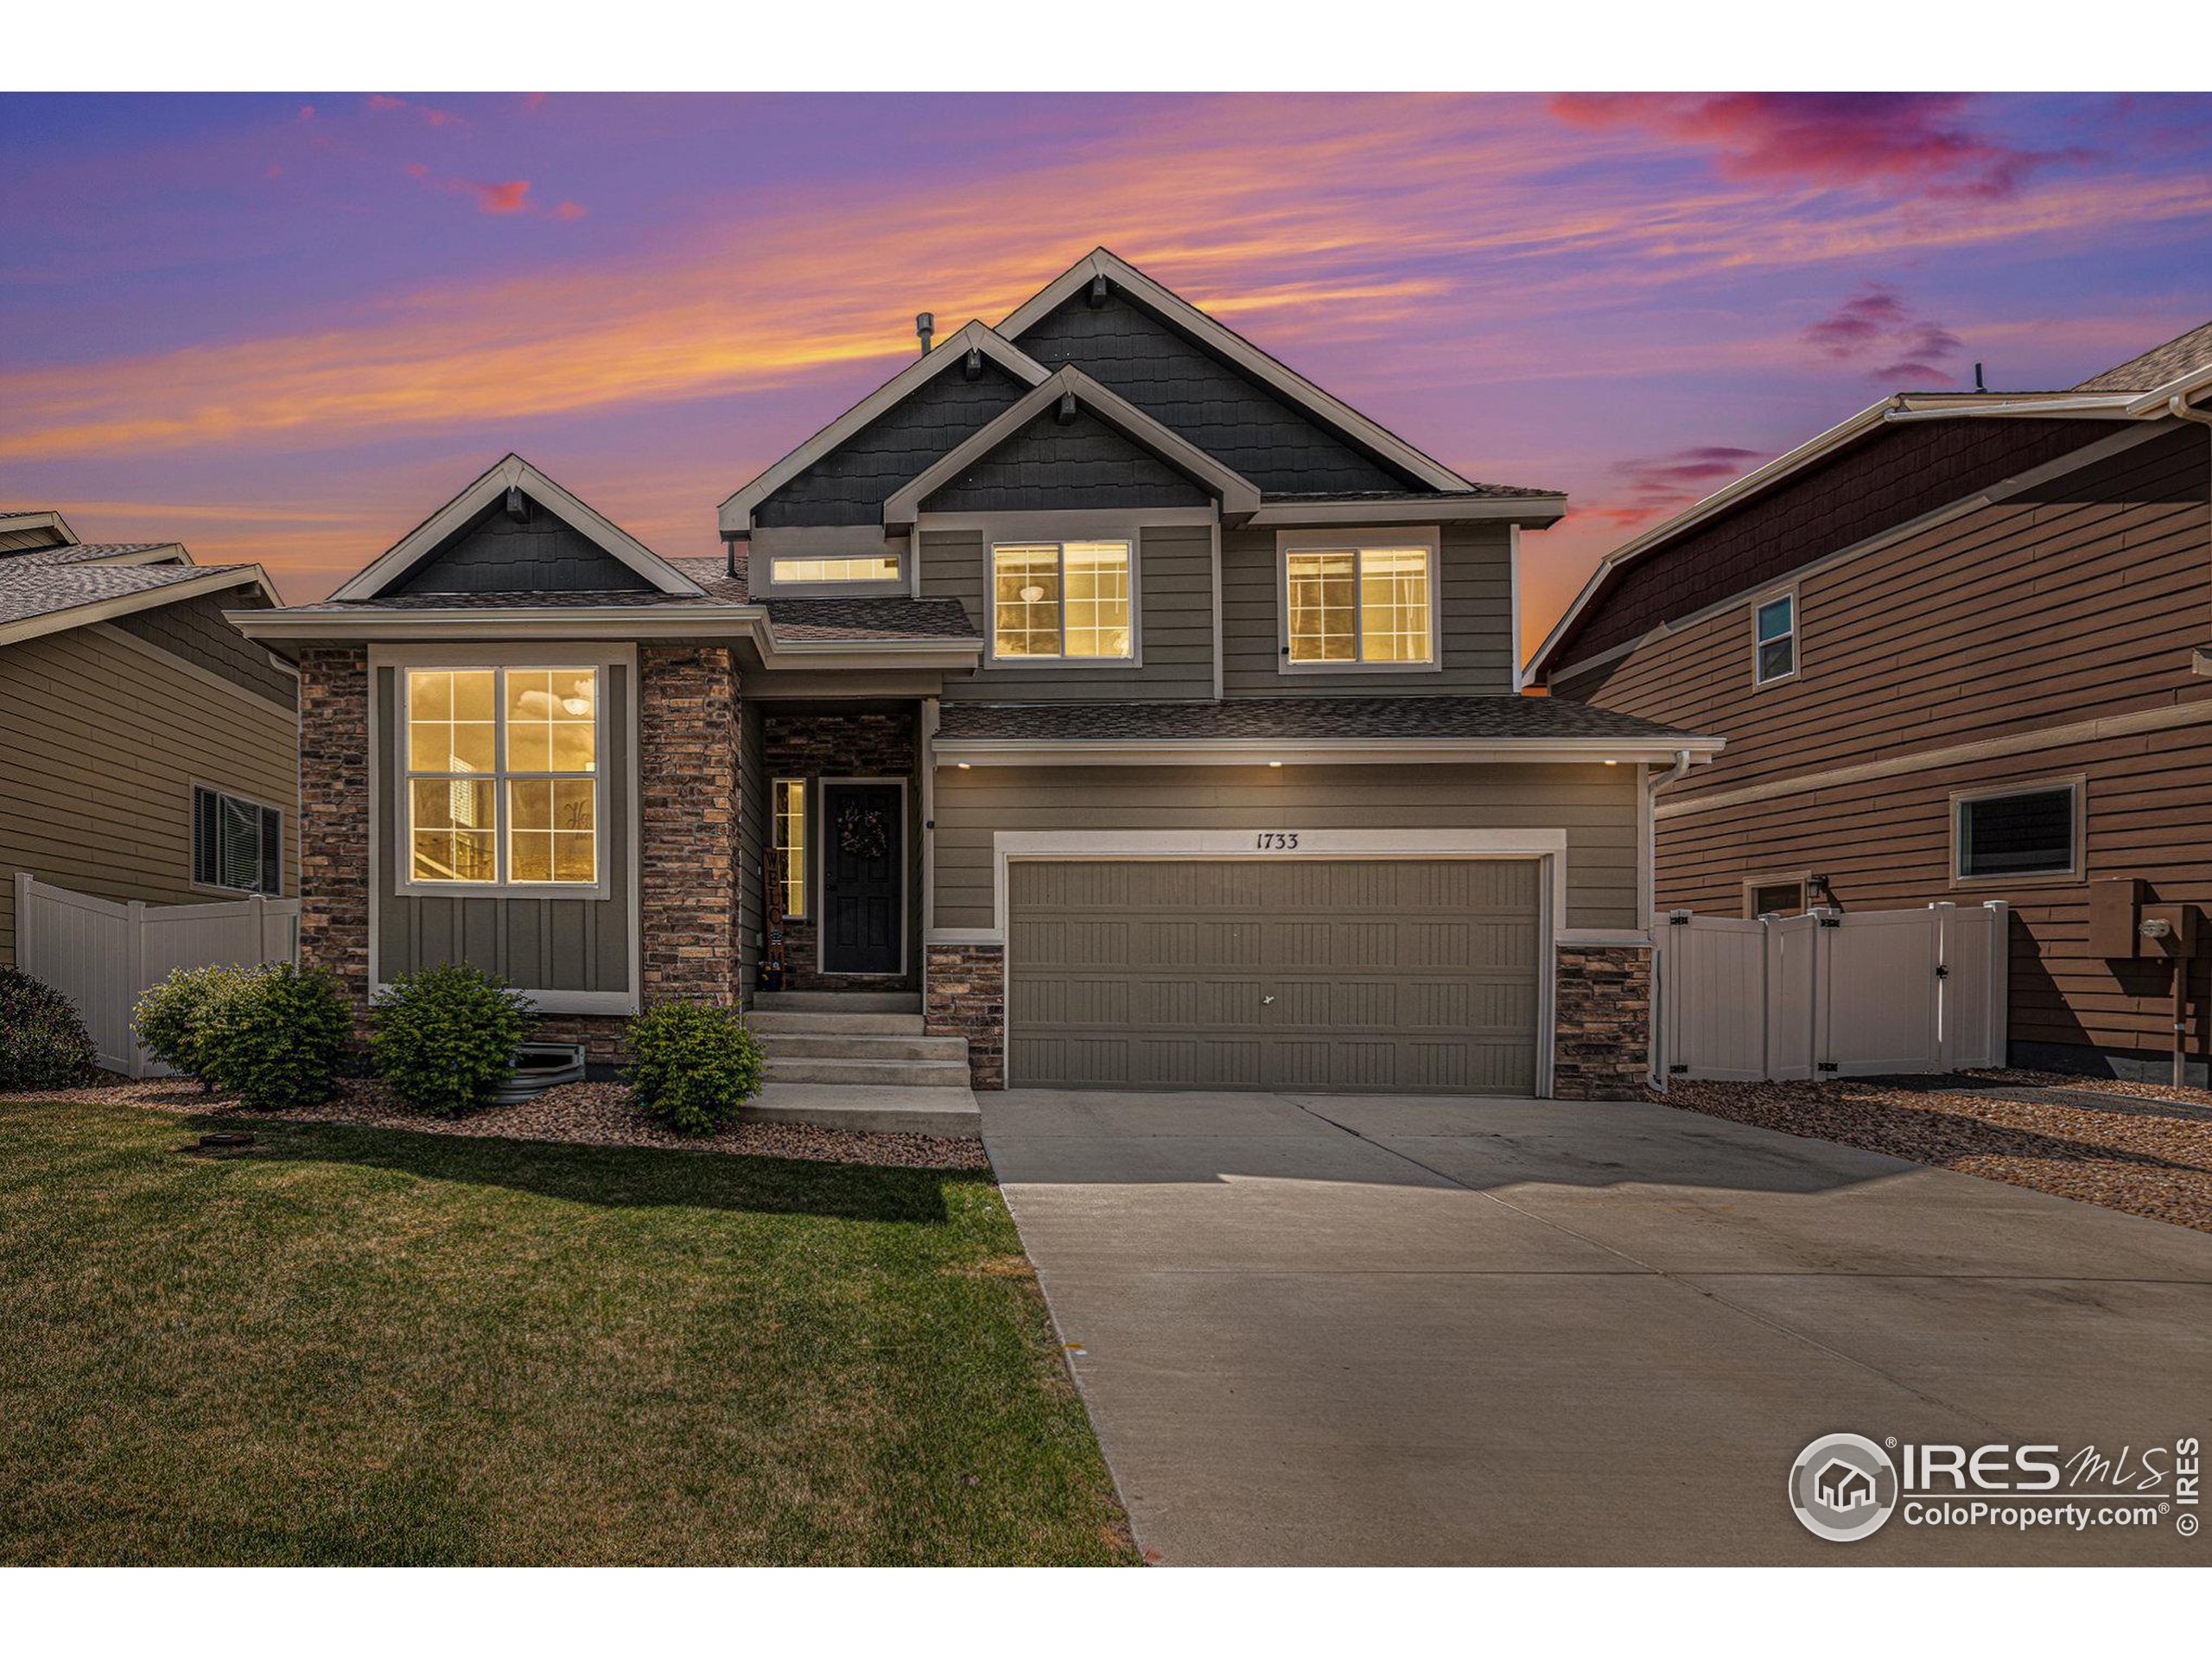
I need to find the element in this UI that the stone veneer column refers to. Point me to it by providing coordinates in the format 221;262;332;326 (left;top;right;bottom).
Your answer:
1552;944;1653;1101
637;645;739;1005
925;942;1004;1090
296;645;372;1032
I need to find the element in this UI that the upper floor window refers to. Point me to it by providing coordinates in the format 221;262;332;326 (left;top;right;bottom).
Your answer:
991;540;1133;660
768;555;900;584
1754;591;1796;684
404;667;600;888
193;785;282;895
1281;533;1438;670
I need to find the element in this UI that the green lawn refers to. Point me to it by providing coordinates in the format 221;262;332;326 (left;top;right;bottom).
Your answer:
0;1102;1135;1566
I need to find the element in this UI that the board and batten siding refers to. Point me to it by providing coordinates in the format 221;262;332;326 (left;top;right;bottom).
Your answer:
921;524;1215;702
1219;521;1516;698
931;761;1640;934
369;662;634;996
0;620;298;965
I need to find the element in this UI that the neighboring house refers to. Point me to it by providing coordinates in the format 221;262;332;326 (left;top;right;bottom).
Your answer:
0;510;296;963
234;248;1718;1099
1532;318;2212;1084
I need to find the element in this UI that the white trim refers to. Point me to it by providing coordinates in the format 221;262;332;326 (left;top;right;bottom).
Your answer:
332;454;702;601
817;777;911;979
881;365;1262;531
0;510;78;543
1275;527;1443;676
1209;519;1225;702
370;983;638;1018
1247;496;1566;528
1949;774;2087;888
88;620;301;719
914;507;1219;532
918;698;940;938
925;926;1003;947
1555;928;1653;948
1751;583;1799;689
720;322;1052;535
934;736;1723;768
984;533;1142;669
1656;699;2211;820
1509;524;1525;693
1741;871;1815;918
996;249;1475;494
0;564;282;650
188;779;286;899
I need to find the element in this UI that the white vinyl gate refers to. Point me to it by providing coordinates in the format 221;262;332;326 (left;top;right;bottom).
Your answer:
15;874;300;1077
1655;902;2008;1084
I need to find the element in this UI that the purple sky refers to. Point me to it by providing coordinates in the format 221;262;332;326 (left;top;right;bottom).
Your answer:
3;92;2208;653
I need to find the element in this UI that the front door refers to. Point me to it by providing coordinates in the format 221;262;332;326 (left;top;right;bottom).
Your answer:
819;781;905;976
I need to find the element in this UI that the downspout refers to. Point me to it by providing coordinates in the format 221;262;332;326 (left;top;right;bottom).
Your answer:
1644;748;1694;1089
2167;393;2212;1086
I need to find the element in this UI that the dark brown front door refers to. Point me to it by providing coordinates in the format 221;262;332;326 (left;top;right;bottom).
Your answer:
820;781;905;976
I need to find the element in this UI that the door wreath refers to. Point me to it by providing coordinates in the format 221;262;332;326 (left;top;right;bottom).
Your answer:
837;804;890;861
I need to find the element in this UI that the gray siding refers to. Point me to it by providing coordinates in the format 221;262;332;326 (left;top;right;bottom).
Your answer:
388;498;653;594
1;622;298;964
922;407;1211;513
923;524;1216;702
1220;522;1516;697
931;761;1640;933
755;362;1029;529
115;590;296;709
371;663;635;995
1012;286;1417;493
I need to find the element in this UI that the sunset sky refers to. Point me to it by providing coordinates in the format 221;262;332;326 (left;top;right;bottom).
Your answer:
4;91;2209;655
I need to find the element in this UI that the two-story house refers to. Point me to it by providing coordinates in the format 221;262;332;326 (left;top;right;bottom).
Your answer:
1531;318;2212;1085
235;249;1718;1103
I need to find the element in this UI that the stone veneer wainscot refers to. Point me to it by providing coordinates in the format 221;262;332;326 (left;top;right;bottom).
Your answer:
1551;944;1652;1100
925;941;1004;1090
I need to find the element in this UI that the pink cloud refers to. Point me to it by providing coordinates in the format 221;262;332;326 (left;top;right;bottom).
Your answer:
297;105;315;121
551;200;587;221
1548;92;2088;200
367;93;465;128
1802;283;1966;385
405;164;563;219
1581;444;1768;529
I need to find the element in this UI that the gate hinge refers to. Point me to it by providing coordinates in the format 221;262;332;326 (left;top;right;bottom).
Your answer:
1668;913;1691;925
1935;963;1949;979
1817;916;1842;929
1817;1061;1840;1072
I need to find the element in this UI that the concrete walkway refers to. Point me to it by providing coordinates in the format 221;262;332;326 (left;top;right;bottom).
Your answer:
983;1090;2212;1565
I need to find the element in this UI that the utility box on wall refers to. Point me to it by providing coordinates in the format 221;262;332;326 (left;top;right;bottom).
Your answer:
2088;877;2150;958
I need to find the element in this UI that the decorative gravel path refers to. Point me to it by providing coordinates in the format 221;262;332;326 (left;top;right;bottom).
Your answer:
1654;1068;2212;1234
13;1076;989;1172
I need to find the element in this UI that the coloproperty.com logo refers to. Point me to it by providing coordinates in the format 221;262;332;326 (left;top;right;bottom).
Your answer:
1789;1433;2202;1543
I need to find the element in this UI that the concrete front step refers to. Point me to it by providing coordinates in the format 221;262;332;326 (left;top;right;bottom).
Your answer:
758;1031;969;1062
744;1009;926;1036
751;990;920;1014
766;1056;974;1088
741;1081;981;1138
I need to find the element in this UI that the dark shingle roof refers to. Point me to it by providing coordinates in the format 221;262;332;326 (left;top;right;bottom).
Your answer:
936;696;1710;744
2075;318;2212;391
2;542;177;567
0;559;250;631
1262;486;1563;502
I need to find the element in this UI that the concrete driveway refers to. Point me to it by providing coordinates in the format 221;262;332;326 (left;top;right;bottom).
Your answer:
983;1090;2212;1566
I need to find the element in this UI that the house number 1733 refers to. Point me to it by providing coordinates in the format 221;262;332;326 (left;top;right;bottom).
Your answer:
1255;832;1300;849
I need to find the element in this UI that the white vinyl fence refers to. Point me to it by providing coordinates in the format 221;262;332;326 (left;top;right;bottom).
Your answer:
16;874;300;1077
1654;901;2009;1084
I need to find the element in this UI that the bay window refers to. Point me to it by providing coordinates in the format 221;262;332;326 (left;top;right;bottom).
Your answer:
404;666;600;888
991;540;1134;660
1281;533;1438;669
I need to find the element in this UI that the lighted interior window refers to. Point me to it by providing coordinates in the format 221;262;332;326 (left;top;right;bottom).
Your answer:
769;555;901;583
1287;544;1431;665
773;779;808;918
404;666;598;887
1755;594;1796;683
991;541;1132;660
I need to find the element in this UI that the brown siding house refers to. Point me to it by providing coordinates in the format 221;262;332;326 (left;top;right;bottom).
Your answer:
1533;318;2212;1084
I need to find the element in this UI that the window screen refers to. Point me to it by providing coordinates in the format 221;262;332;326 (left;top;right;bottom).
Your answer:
193;786;282;894
1957;785;2076;879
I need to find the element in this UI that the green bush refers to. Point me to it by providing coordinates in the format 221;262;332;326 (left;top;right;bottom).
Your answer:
132;963;249;1089
626;1001;766;1135
371;963;534;1117
0;966;97;1090
195;963;353;1111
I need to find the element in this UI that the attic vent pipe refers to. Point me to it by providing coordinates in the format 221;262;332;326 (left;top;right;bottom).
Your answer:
915;312;935;356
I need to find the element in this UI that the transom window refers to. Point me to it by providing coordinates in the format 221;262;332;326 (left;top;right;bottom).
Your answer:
1283;540;1435;667
1754;592;1796;684
1955;782;2080;881
768;555;900;584
991;540;1133;659
773;779;809;919
193;785;282;894
404;667;600;887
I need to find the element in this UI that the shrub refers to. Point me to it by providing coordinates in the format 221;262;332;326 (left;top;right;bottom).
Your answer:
195;963;353;1111
132;963;249;1089
371;963;534;1117
626;1002;766;1135
0;966;97;1090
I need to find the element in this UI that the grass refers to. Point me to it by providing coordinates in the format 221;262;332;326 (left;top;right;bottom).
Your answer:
0;1102;1135;1566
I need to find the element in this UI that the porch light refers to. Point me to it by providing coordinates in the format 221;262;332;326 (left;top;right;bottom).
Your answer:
957;762;971;769
1604;759;1619;766
1268;760;1283;768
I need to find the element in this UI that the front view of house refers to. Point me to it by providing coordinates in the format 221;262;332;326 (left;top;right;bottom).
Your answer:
235;249;1716;1100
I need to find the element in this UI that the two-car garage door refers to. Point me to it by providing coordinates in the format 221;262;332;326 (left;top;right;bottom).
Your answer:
1006;858;1542;1093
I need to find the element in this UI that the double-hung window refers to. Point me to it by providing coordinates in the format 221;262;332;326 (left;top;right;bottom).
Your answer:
404;667;600;888
1281;533;1438;668
193;785;283;894
1754;591;1796;684
990;541;1134;660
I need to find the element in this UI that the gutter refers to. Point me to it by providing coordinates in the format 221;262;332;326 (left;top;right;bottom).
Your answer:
934;734;1725;768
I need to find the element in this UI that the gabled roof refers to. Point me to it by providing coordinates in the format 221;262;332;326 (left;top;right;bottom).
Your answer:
2076;315;2212;392
0;510;79;548
6;541;189;568
999;247;1477;496
718;321;1052;536
330;454;703;602
0;557;279;648
881;365;1262;530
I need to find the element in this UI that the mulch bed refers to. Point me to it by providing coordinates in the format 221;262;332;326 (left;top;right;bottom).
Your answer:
1653;1069;2212;1235
14;1075;988;1172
